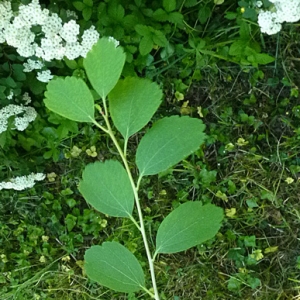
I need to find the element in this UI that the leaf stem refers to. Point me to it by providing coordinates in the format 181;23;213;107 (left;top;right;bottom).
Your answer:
141;286;155;298
123;138;128;158
96;99;160;300
129;215;141;231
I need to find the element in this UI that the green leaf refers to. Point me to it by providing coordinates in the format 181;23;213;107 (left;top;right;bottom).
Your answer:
73;1;86;11
136;116;206;176
85;242;145;293
243;7;257;21
0;85;5;99
139;36;153;56
0;132;7;148
247;276;261;289
156;202;223;254
198;6;211;24
5;77;16;88
12;64;26;81
83;0;93;7
65;214;77;231
251;53;275;65
152;30;168;47
153;8;169;22
167;12;184;24
78;160;134;217
229;40;248;56
64;58;78;69
82;7;92;21
184;0;198;7
83;37;126;99
227;276;242;291
44;77;95;123
135;24;151;36
108;77;162;140
108;2;125;21
239;21;250;40
163;0;176;12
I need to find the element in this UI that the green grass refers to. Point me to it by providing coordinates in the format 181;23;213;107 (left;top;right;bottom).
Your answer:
3;61;300;299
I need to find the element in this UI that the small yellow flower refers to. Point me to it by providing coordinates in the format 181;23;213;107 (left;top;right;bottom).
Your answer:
34;294;41;300
62;256;71;262
39;256;46;263
70;145;82;158
42;235;49;242
175;91;184;101
238;267;247;273
236;138;249;146
264;246;278;254
197;106;203;118
285;177;294;184
1;254;8;263
225;142;235;151
86;146;97;157
61;265;71;272
46;172;57;182
225;208;236;218
241;7;245;13
180;101;192;115
144;207;151;214
216;190;228;202
250;249;264;261
100;219;108;228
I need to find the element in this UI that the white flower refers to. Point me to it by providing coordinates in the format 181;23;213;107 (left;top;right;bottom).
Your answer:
37;70;53;83
22;92;32;104
64;42;83;60
258;11;282;35
36;35;65;61
66;10;78;19
42;13;63;37
256;1;263;8
7;90;13;100
1;0;99;62
80;25;100;57
258;0;300;35
271;0;300;23
108;36;120;48
23;59;44;72
0;173;46;191
17;0;48;27
0;104;37;133
0;1;13;38
59;20;79;43
14;106;37;131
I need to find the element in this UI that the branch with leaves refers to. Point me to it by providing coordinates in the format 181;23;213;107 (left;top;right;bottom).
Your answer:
44;37;223;299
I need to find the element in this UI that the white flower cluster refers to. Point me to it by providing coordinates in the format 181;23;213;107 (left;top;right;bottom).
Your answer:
0;173;45;191
22;92;32;105
66;9;78;19
7;90;14;100
0;1;13;43
0;104;37;134
1;0;99;60
258;0;300;35
37;70;54;83
23;59;44;72
0;0;99;82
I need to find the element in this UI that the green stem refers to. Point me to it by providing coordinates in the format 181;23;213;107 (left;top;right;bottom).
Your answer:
141;286;155;298
96;98;160;300
123;138;128;159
